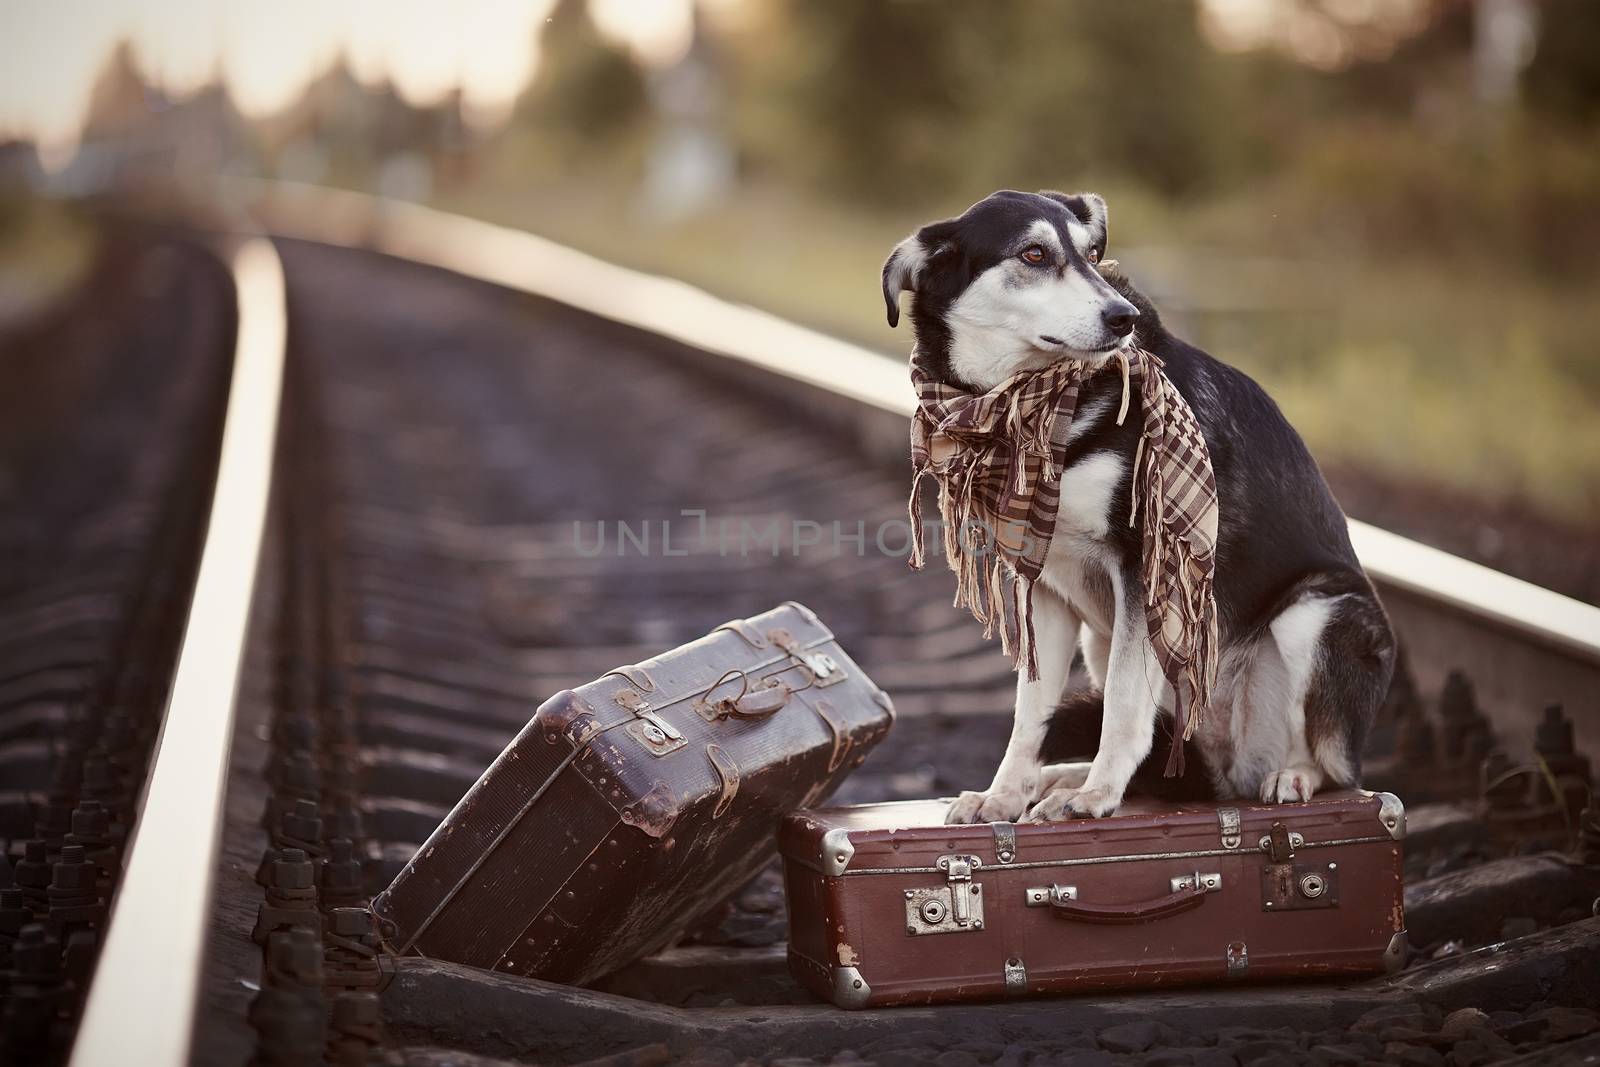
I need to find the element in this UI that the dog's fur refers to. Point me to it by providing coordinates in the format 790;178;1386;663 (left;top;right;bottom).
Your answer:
883;190;1396;823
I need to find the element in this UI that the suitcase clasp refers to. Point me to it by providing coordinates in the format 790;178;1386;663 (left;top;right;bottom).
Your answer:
1259;823;1303;863
771;630;846;688
905;855;985;936
938;855;980;926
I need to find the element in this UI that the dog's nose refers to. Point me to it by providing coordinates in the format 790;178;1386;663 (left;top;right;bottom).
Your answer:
1102;302;1139;337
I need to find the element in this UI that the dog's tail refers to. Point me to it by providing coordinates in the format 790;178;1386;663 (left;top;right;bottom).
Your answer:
1039;690;1218;803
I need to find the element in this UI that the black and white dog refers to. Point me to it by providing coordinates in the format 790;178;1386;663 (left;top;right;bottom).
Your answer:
882;190;1396;823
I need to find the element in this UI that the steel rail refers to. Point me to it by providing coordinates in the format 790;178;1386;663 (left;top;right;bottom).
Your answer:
69;238;287;1067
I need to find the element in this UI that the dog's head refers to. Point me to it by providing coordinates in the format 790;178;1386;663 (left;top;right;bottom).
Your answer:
883;190;1140;390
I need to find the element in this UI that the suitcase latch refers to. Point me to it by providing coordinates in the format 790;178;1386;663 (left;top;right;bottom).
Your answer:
1260;823;1303;863
771;630;846;688
623;711;686;757
904;854;984;936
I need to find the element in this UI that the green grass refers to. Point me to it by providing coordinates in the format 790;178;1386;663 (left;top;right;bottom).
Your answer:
0;195;95;323
1214;265;1600;522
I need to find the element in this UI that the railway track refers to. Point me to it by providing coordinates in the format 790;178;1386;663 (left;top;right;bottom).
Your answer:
0;232;235;1063
2;198;1598;1066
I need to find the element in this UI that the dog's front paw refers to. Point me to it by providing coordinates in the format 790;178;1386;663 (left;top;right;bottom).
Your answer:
1022;785;1123;822
945;787;1031;824
1260;767;1320;804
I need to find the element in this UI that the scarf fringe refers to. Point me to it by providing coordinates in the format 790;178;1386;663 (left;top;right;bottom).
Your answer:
908;469;929;569
920;455;1046;682
1127;358;1219;769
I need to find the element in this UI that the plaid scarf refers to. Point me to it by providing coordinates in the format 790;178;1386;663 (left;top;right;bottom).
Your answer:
907;346;1220;776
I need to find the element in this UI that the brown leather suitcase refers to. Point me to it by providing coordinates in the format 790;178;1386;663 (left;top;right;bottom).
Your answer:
779;791;1406;1008
373;601;895;984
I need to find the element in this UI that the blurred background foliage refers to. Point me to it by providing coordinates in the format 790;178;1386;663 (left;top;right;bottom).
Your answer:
2;0;1598;535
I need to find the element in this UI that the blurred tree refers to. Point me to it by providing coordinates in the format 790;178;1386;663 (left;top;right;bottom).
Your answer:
744;0;1247;207
82;42;158;143
1523;0;1600;125
516;0;648;146
763;0;1001;204
1002;1;1240;198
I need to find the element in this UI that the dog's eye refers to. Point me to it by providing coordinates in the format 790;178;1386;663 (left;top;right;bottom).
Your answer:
1087;247;1101;264
1020;245;1047;264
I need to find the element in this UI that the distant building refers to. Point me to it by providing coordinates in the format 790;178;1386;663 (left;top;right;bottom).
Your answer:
639;5;734;222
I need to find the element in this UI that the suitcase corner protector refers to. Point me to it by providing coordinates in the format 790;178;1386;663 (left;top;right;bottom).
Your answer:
832;965;872;1009
1374;791;1406;840
820;828;855;875
1384;930;1409;973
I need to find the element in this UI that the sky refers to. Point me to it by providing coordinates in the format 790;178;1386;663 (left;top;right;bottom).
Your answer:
0;0;699;165
0;0;1413;167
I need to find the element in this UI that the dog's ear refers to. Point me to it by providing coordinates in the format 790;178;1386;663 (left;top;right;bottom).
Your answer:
881;235;925;329
1041;191;1109;259
882;220;957;328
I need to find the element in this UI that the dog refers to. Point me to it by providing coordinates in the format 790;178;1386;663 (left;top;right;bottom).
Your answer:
882;189;1396;822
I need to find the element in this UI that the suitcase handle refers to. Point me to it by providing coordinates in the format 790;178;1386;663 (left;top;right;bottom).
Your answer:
1044;884;1210;925
728;682;792;718
701;668;807;720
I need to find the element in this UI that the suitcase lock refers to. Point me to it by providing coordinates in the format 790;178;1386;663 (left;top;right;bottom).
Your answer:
623;710;686;757
904;854;985;936
1259;821;1340;911
1261;860;1341;911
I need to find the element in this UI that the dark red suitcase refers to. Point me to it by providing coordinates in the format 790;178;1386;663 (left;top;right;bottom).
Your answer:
373;602;894;984
779;791;1406;1007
